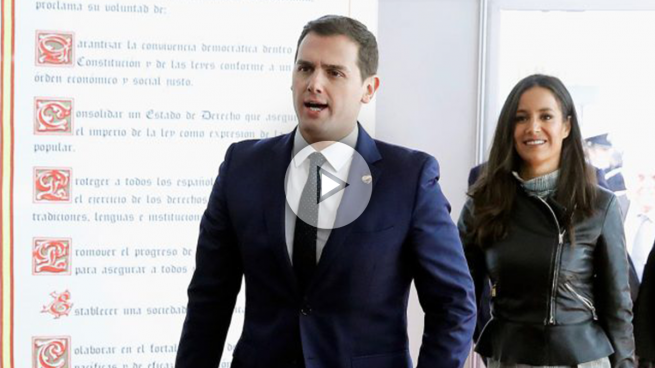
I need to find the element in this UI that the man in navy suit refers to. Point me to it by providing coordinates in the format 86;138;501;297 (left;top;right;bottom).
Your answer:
635;245;655;368
628;162;655;366
175;15;476;368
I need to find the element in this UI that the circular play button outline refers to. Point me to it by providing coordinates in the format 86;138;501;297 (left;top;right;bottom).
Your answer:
284;141;373;230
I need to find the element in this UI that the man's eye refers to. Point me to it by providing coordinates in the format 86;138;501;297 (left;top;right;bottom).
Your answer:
328;70;342;77
297;66;311;72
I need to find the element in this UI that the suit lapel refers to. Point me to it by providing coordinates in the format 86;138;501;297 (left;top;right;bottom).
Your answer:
263;131;299;294
308;124;382;293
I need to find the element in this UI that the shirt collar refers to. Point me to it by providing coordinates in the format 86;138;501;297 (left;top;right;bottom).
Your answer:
639;211;655;224
292;125;358;171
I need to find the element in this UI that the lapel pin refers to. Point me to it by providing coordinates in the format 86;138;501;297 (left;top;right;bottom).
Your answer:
361;175;372;184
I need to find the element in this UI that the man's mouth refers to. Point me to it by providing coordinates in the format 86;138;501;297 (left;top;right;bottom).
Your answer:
304;101;328;112
525;139;546;146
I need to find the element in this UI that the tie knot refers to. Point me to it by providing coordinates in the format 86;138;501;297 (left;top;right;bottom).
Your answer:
309;152;327;168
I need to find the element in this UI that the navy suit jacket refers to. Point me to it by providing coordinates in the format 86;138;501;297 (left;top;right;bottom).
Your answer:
635;243;655;362
176;126;476;368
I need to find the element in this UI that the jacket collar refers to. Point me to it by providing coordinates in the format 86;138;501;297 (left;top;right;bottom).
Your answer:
265;123;382;296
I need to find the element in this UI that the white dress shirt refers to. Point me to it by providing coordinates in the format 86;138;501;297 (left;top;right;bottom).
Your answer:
284;127;358;264
625;207;655;281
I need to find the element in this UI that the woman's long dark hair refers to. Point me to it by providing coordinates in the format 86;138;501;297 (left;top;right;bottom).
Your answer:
469;74;597;246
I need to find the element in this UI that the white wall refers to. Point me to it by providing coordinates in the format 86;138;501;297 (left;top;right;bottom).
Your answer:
376;0;480;363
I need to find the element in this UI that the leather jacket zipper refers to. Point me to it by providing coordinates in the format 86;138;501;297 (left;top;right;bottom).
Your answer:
564;282;598;320
536;196;566;325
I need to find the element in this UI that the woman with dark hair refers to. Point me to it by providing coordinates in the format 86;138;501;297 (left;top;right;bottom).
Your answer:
459;74;635;368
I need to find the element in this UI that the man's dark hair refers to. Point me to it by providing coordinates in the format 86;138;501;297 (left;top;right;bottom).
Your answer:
469;74;597;246
295;15;378;80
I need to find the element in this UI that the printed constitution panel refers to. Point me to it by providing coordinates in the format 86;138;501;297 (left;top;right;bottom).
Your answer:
12;1;377;367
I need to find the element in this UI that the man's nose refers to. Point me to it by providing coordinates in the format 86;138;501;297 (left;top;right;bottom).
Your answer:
307;71;325;94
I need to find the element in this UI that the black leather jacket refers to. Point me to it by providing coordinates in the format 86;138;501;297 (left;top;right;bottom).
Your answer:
459;185;635;368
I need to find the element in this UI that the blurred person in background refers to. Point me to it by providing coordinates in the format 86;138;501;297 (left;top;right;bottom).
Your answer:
623;148;655;281
585;133;628;217
624;146;655;367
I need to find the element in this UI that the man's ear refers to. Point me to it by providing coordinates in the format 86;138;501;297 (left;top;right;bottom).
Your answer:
361;75;380;104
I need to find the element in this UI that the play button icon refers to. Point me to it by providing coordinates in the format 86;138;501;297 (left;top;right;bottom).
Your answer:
285;141;373;230
319;167;349;203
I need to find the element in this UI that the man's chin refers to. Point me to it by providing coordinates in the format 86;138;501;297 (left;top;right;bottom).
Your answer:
298;121;331;143
298;119;357;144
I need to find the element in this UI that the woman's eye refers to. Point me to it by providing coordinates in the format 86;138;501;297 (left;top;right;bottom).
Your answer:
541;114;552;120
515;116;527;122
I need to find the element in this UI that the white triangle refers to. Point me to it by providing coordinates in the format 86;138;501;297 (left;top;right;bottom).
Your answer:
321;172;340;197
